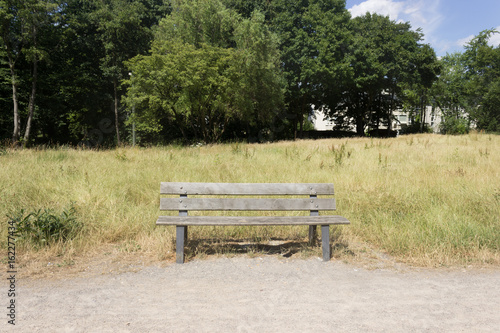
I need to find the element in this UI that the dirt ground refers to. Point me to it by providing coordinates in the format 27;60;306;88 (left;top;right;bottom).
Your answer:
3;252;500;333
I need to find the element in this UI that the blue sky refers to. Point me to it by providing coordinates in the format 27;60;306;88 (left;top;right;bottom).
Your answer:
345;0;500;57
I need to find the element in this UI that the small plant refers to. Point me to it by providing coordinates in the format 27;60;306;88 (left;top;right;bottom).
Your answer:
7;203;82;246
364;139;374;149
244;147;255;159
304;146;318;161
479;148;489;157
285;146;300;160
231;142;242;154
57;260;75;267
114;151;128;161
378;152;388;168
493;189;500;202
329;142;351;166
117;240;141;253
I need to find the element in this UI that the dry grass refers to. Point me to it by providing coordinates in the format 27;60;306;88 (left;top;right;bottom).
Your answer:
1;133;499;271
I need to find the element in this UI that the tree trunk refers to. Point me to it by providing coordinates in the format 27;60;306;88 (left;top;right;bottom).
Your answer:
299;114;304;139
23;46;38;147
419;94;426;133
356;115;364;136
388;89;395;131
293;117;298;140
10;64;21;145
114;79;121;145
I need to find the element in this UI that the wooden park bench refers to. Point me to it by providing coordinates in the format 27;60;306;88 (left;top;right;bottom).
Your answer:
156;182;350;263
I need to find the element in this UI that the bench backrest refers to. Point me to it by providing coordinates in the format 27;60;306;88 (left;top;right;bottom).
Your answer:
160;182;336;212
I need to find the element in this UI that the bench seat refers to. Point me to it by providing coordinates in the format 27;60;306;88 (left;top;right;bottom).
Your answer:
157;215;350;226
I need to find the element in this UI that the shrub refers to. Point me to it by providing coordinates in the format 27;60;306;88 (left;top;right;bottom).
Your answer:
440;117;470;135
8;203;82;246
400;122;433;134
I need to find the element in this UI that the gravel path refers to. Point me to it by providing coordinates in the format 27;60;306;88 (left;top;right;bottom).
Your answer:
5;257;500;332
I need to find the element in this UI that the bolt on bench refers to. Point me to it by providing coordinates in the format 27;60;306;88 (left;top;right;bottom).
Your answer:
156;182;350;263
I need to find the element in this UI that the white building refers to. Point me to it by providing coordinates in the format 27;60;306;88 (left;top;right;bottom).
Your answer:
309;106;335;131
392;106;443;133
310;105;444;133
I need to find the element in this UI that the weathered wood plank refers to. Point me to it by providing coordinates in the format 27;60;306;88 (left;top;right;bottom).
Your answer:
160;198;336;211
179;194;188;243
156;215;350;226
321;225;330;261
309;194;318;245
176;226;186;264
161;182;334;195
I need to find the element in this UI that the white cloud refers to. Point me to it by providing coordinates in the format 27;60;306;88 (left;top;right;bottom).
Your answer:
456;35;474;48
349;0;443;43
349;0;405;21
489;27;500;47
456;27;500;49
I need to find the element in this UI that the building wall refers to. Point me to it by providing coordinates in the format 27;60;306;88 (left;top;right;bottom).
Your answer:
310;106;444;133
309;106;335;131
392;106;443;133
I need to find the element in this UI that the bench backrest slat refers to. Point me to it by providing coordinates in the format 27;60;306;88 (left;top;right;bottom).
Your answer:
160;182;334;195
160;198;336;211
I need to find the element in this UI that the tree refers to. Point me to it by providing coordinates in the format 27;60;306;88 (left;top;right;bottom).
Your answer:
270;0;350;138
430;52;470;134
401;43;441;132
231;10;284;140
432;30;500;133
0;0;60;146
222;0;272;20
463;30;500;132
326;13;439;135
41;0;110;144
0;39;11;140
90;0;153;145
124;0;283;143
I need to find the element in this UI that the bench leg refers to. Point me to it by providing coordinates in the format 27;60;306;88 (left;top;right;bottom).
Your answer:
308;225;317;245
176;226;186;264
321;225;330;261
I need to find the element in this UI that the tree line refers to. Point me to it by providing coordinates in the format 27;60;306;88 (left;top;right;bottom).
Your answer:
432;30;500;134
1;0;498;147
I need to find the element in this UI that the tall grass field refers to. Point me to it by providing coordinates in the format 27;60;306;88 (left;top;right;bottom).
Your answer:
1;133;499;268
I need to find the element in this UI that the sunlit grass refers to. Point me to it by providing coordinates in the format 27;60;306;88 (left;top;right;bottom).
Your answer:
1;133;499;267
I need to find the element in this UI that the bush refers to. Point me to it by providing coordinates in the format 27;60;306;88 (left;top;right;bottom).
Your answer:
440;117;470;135
400;122;433;134
8;203;82;246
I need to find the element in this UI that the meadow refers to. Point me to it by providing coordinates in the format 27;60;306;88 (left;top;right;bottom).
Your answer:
1;133;499;269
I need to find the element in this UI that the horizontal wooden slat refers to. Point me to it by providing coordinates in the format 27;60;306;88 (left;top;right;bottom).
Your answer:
160;198;336;211
156;215;350;226
160;182;334;195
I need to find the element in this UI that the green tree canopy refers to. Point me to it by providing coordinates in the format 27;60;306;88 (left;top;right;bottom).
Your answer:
0;0;60;145
124;0;284;143
431;29;500;133
464;30;500;132
270;0;350;138
326;13;439;135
